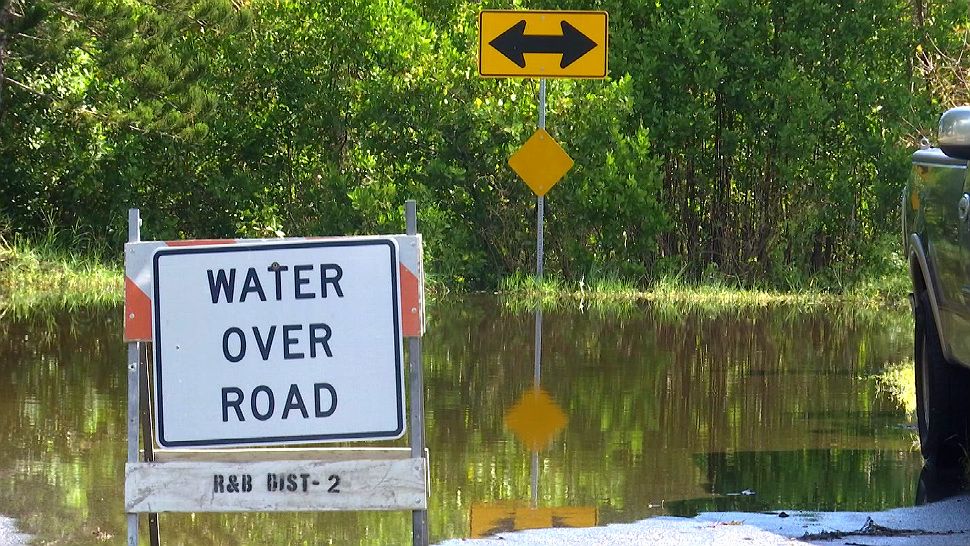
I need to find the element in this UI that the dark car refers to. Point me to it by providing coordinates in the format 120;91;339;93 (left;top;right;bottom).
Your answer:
904;106;970;467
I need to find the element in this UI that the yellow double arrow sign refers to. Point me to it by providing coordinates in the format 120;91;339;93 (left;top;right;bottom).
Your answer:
479;10;609;79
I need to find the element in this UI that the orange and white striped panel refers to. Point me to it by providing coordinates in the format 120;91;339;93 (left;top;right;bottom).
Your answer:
124;235;424;342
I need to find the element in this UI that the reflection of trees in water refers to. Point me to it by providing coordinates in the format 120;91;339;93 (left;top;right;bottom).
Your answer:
0;308;412;545
667;449;922;516
0;299;920;544
0;307;126;545
425;297;919;530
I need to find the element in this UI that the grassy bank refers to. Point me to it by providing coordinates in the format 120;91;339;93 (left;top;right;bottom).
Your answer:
0;235;911;315
499;267;910;313
0;236;122;315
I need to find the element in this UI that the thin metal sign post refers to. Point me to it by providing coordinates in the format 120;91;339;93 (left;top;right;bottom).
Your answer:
533;78;546;385
406;200;430;546
126;209;141;546
127;209;161;546
139;346;161;546
536;78;546;283
531;78;546;511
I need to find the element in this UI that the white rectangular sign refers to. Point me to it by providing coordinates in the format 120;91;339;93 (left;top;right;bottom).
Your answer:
152;238;405;448
125;458;427;512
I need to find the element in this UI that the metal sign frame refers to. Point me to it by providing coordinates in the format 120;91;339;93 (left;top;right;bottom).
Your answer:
124;201;430;545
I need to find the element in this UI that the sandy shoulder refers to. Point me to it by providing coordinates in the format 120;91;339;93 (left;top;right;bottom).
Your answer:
435;494;970;546
0;516;31;546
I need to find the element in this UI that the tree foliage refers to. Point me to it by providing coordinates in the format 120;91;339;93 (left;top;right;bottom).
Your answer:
0;0;251;236
1;0;963;288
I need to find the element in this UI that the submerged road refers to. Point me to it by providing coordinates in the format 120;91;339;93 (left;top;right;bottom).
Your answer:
436;494;970;546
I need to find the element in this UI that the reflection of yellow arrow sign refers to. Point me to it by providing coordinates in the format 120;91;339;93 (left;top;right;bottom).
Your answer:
479;10;609;79
471;502;597;538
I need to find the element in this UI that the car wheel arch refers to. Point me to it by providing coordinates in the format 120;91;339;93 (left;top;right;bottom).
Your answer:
910;233;950;360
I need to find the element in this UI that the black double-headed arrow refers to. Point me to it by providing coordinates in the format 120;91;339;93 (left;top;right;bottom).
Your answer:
489;20;598;69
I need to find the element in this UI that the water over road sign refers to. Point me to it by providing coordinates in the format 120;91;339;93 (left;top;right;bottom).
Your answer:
479;10;608;79
151;238;405;448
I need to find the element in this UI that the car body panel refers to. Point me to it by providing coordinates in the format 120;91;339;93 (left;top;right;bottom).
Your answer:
906;147;970;367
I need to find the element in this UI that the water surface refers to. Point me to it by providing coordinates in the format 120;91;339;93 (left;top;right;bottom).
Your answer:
0;297;919;544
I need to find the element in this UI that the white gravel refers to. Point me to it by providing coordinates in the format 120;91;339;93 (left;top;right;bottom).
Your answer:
3;494;969;545
435;516;804;546
0;516;30;546
436;494;970;546
705;494;970;545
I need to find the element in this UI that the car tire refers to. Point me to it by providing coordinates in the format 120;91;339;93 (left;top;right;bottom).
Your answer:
915;290;970;468
915;463;965;504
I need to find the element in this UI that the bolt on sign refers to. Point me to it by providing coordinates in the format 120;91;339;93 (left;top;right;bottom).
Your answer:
479;10;609;79
508;128;574;197
150;238;405;448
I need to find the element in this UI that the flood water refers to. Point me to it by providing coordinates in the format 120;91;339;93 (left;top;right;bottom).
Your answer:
0;296;920;545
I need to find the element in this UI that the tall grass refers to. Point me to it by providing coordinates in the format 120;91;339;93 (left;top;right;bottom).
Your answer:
0;228;122;314
500;232;911;312
0;223;911;316
500;268;910;313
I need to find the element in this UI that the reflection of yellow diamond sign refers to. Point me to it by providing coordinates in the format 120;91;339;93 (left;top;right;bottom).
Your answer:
504;388;568;450
509;129;574;197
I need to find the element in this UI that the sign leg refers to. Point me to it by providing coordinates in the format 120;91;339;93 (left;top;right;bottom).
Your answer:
127;342;140;546
405;200;430;546
139;347;161;546
409;337;429;546
126;208;141;546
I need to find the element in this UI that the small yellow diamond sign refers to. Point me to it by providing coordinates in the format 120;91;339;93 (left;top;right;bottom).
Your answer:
509;129;574;197
504;388;568;451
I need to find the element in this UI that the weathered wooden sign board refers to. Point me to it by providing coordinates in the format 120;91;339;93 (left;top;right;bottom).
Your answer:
126;458;427;512
122;206;430;545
